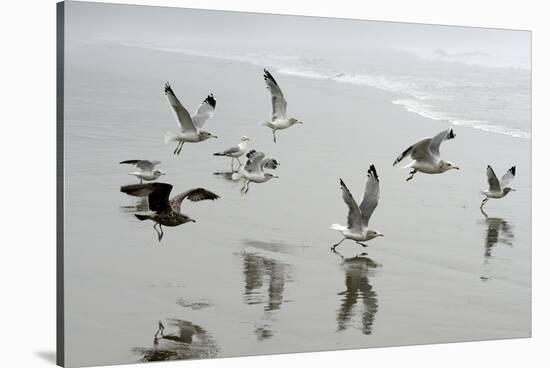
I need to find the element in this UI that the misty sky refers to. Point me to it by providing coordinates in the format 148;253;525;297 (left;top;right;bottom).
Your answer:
65;0;530;69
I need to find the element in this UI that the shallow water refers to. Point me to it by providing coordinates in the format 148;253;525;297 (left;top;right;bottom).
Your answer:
62;39;531;367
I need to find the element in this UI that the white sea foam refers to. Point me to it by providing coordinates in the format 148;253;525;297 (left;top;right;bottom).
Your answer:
119;42;531;140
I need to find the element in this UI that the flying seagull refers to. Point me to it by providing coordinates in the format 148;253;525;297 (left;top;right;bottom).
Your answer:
239;150;279;193
393;128;459;181
120;160;165;183
213;135;251;170
259;69;303;143
481;165;516;209
120;182;219;241
331;165;384;250
164;83;218;155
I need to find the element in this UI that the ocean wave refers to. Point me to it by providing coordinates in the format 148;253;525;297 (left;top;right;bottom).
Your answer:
120;43;530;140
392;99;531;139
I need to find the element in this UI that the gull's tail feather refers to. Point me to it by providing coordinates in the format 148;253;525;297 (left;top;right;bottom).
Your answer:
164;131;180;144
259;121;275;129
330;223;347;232
135;214;153;221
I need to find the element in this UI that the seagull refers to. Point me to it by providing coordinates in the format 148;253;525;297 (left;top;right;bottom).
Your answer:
120;160;165;183
393;128;459;181
240;150;279;193
213;135;251;170
164;82;218;155
120;182;219;241
331;165;384;251
259;69;303;143
481;165;516;209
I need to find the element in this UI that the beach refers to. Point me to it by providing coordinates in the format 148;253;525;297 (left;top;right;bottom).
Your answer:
62;42;531;367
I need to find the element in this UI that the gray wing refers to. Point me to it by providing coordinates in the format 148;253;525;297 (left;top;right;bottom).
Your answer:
169;188;220;213
244;150;266;173
120;160;161;172
486;165;501;192
339;179;362;231
263;69;287;121
220;146;241;155
429;128;456;158
164;82;197;132
191;94;216;129
359;165;380;228
500;166;516;187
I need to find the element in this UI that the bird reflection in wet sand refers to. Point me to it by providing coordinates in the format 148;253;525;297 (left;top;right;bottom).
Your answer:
333;251;379;335
119;197;149;214
133;320;219;362
242;252;290;311
480;208;514;260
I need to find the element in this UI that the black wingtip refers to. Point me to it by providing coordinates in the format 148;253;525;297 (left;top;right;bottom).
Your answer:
339;178;346;187
246;149;257;159
448;128;456;139
509;166;516;175
368;164;379;181
204;93;216;108
263;69;277;84
164;82;173;95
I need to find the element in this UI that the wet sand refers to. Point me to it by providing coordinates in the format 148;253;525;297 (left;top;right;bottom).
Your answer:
62;43;531;367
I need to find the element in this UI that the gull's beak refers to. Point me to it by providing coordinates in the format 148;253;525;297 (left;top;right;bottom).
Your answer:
379;234;384;237
190;219;196;223
297;120;304;124
160;171;166;175
510;188;517;191
212;135;219;139
452;166;460;170
273;175;279;179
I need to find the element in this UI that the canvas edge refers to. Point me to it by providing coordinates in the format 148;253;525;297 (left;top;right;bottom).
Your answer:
56;1;65;367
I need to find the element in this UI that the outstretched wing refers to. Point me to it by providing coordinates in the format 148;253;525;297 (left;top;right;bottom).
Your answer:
262;158;279;170
164;82;197;132
169;188;220;213
244;150;266;173
486;165;501;192
263;69;287;121
429;128;455;158
500;166;516;188
120;160;161;172
340;179;362;231
191;94;216;129
359;165;380;228
139;183;172;212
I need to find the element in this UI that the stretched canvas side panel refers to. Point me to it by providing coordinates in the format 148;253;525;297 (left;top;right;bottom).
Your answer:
56;1;65;367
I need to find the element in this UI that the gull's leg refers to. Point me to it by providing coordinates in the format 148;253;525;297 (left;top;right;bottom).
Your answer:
406;169;417;182
140;178;143;184
173;142;180;155
272;130;277;143
356;241;369;247
153;223;161;240
236;157;242;165
240;180;248;193
158;225;164;241
244;181;251;194
176;141;184;155
480;197;489;209
331;238;346;251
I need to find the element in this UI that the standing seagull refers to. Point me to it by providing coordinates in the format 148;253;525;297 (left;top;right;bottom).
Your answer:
213;135;251;170
240;150;279;193
120;183;219;241
331;165;384;250
393;128;459;181
481;165;516;209
259;69;303;143
164;83;218;155
120;160;165;183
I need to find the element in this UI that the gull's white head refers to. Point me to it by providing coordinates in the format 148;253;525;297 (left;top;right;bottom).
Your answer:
366;229;384;240
289;118;303;125
153;170;165;178
440;160;459;171
199;131;218;141
240;135;251;142
503;187;516;196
